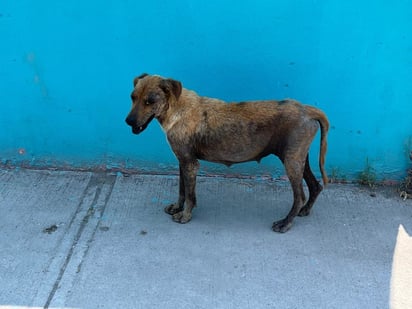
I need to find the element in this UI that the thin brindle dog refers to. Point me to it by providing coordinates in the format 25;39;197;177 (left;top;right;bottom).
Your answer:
126;73;329;233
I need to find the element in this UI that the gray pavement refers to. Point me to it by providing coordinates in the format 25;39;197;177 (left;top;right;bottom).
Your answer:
0;168;411;309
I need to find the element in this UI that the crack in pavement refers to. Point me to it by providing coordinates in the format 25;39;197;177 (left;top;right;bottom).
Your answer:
43;173;116;309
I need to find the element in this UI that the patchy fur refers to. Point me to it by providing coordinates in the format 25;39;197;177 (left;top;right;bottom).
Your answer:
126;74;329;233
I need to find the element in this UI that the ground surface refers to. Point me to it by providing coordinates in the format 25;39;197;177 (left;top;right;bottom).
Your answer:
0;168;411;309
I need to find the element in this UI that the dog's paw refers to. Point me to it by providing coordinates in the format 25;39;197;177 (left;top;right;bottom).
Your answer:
298;205;311;217
172;211;192;224
164;204;183;215
272;219;292;233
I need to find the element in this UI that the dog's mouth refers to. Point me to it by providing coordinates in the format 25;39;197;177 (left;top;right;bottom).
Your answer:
132;115;155;134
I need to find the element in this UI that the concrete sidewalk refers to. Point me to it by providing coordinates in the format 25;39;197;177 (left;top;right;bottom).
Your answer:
0;168;411;309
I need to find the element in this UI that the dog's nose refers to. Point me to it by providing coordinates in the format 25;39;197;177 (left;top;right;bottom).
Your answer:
125;115;135;126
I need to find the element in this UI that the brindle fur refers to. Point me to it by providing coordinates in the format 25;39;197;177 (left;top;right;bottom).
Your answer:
126;74;329;233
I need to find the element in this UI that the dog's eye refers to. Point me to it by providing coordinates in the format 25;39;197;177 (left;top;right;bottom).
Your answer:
146;94;157;105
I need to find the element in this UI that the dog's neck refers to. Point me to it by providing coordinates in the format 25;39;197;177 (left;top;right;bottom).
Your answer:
158;88;202;133
157;89;187;133
159;112;182;133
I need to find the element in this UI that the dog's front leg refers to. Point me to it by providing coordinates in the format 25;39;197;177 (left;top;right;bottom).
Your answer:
171;160;199;224
164;166;185;215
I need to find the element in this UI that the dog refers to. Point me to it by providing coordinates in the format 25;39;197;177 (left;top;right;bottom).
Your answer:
126;73;329;233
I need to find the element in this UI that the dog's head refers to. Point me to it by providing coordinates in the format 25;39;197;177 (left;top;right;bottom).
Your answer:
125;73;182;134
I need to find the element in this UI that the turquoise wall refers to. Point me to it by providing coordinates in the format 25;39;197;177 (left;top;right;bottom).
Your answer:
1;1;411;180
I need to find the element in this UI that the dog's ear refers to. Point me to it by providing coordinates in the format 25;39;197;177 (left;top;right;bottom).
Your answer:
133;73;149;87
159;78;182;100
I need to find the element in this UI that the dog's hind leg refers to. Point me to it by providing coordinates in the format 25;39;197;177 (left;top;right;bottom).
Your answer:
165;166;185;215
298;154;323;217
172;160;199;224
272;155;306;233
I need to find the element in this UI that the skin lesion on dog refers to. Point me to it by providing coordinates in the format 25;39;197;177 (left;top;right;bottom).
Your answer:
125;74;330;233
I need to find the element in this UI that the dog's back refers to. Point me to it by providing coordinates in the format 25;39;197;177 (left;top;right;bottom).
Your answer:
172;93;327;170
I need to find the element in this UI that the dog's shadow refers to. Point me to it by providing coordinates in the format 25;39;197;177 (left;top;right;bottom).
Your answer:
192;179;293;231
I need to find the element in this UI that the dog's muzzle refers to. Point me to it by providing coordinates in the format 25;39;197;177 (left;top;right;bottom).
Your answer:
125;115;155;135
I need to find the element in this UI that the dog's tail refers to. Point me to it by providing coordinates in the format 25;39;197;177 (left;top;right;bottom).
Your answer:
317;110;329;186
307;106;329;186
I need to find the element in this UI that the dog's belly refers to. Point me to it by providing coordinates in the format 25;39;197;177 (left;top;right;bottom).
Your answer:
193;118;281;165
196;138;273;165
200;153;269;166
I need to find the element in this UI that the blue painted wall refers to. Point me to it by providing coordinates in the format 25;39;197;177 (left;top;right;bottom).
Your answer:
1;1;411;180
